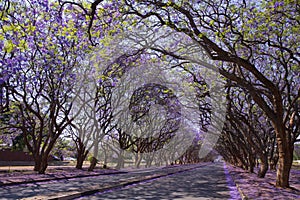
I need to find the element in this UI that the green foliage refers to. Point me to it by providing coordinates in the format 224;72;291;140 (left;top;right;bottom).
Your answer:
52;137;75;158
87;155;95;162
11;133;26;151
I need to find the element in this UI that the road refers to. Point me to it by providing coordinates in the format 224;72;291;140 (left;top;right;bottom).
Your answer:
0;163;241;200
78;163;241;200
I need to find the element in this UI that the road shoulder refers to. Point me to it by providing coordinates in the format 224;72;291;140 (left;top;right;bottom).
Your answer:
226;163;300;199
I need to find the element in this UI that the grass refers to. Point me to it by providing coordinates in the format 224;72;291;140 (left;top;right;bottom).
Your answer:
292;161;300;170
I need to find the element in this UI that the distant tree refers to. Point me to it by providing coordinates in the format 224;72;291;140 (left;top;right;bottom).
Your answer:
52;136;75;161
218;83;277;177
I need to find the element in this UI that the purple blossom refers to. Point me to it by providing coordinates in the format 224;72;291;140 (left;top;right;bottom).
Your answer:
103;3;110;9
274;1;284;9
0;78;5;85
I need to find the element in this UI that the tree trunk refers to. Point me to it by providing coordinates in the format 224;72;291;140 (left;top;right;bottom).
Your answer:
33;154;41;172
145;154;153;168
268;136;276;170
116;157;124;169
33;154;48;174
38;155;48;174
258;155;268;178
103;148;108;167
88;139;99;171
93;140;99;157
270;152;279;171
248;152;255;173
276;134;293;188
135;152;142;168
88;157;98;171
270;162;277;171
76;152;88;169
76;156;84;169
115;150;125;169
76;141;89;169
248;162;254;173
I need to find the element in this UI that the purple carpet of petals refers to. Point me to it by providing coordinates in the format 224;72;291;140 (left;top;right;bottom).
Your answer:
223;163;243;200
226;164;300;199
0;166;119;186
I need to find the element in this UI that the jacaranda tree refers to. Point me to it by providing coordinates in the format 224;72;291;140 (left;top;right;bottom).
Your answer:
0;0;94;173
122;0;300;188
83;0;299;187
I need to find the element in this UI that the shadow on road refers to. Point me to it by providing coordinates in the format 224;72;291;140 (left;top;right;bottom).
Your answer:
83;163;233;200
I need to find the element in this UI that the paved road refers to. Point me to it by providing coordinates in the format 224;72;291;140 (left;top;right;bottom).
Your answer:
0;163;241;200
78;163;241;200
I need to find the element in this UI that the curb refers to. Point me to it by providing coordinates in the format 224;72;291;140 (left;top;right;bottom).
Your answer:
227;171;249;200
224;163;248;200
235;182;248;200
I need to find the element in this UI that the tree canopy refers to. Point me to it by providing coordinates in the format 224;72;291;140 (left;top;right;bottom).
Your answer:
0;0;299;188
